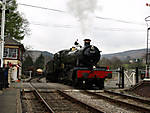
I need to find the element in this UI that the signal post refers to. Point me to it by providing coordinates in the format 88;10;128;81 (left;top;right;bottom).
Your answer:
145;16;150;79
0;0;6;68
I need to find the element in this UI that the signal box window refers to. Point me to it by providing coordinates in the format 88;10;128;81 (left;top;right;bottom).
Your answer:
4;48;18;59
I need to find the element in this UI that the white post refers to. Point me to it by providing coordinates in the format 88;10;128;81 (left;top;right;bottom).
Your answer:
0;0;6;68
133;72;136;85
117;68;120;87
29;71;32;79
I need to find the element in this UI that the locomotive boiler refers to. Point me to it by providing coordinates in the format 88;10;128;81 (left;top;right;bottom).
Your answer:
46;39;112;89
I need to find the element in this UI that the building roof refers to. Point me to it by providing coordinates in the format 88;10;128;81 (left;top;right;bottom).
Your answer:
4;37;25;51
4;37;22;46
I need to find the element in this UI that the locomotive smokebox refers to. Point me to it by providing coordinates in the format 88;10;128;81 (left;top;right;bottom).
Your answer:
84;39;91;46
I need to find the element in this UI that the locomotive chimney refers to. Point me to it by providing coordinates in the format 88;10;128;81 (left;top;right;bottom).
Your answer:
84;39;91;46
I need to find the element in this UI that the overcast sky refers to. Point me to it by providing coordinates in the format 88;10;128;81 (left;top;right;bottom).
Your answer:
17;0;150;54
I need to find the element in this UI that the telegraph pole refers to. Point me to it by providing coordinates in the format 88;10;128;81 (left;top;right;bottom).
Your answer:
0;0;6;68
145;16;150;78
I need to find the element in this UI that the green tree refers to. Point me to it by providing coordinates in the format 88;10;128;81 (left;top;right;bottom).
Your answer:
98;57;112;67
22;55;33;72
111;57;122;69
128;59;145;69
34;54;45;70
0;0;29;40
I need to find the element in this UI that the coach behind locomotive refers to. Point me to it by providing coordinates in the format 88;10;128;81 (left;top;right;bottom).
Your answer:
46;39;112;89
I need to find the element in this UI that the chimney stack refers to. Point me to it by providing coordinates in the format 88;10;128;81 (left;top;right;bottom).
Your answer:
84;39;91;46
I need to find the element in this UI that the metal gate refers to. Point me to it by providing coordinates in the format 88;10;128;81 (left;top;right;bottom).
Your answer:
117;67;140;88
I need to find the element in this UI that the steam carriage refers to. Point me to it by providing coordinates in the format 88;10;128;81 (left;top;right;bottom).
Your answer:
46;39;112;89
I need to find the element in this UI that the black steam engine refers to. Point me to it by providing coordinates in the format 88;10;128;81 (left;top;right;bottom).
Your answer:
46;39;112;89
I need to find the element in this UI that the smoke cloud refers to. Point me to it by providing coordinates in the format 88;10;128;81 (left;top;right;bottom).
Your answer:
67;0;98;37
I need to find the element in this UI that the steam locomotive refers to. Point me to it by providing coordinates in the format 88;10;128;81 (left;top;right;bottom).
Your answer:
46;39;112;89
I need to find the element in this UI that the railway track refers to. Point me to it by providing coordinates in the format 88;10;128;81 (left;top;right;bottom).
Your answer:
21;77;150;113
21;83;55;113
40;90;105;113
103;90;150;105
21;82;105;113
29;75;43;83
92;90;150;113
63;89;150;113
102;90;150;112
83;90;150;113
21;90;53;113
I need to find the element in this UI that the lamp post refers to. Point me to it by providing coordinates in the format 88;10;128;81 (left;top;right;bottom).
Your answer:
145;16;150;78
0;0;6;68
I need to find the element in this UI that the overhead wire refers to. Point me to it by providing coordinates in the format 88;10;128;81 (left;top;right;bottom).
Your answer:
18;3;66;13
31;22;73;28
18;3;146;31
95;16;145;26
30;22;145;32
94;27;145;32
18;3;145;26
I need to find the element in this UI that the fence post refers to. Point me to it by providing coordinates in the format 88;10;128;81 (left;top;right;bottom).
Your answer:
135;67;139;84
117;68;121;88
121;67;124;88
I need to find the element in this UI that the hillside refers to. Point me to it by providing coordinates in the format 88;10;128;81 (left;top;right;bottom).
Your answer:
24;50;53;65
102;49;146;61
24;49;146;63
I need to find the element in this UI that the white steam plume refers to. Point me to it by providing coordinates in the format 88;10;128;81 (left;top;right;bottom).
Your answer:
67;0;98;37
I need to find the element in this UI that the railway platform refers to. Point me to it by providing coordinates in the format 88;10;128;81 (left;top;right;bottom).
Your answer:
129;79;150;98
0;88;21;113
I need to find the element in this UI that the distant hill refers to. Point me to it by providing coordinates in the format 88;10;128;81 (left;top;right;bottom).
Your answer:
102;49;146;61
24;50;53;65
24;49;146;63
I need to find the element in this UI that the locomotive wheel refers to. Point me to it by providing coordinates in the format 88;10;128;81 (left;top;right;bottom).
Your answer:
72;70;79;87
83;81;92;89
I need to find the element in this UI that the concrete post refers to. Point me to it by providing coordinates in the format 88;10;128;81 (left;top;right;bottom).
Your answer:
0;0;6;68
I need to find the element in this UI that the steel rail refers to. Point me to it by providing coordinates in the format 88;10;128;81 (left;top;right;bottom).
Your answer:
29;83;55;113
57;90;106;113
85;90;150;113
104;90;150;105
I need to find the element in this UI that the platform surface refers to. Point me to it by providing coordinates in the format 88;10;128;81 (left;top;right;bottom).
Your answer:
0;88;18;113
130;80;150;98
